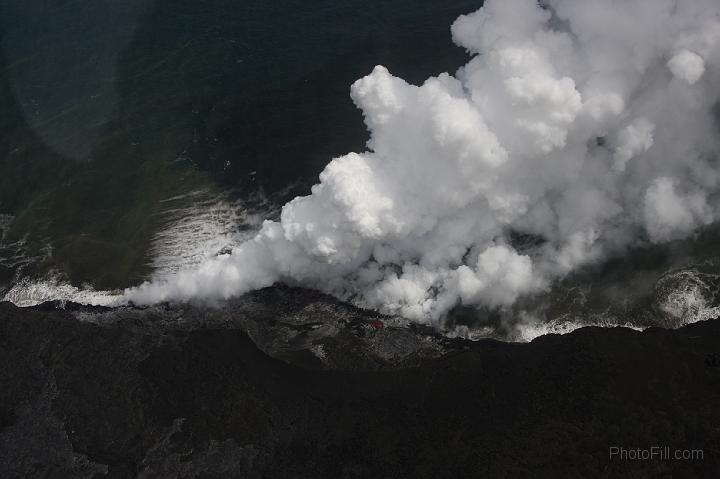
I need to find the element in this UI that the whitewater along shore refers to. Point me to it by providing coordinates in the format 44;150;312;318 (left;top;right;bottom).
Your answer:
1;287;719;478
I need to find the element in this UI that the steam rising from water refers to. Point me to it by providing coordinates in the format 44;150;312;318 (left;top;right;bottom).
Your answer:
3;278;122;308
124;0;720;325
0;192;265;309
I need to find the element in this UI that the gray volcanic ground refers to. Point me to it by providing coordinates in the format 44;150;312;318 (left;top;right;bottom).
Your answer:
1;294;720;477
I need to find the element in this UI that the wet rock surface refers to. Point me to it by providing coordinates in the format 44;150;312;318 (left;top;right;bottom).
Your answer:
1;287;720;478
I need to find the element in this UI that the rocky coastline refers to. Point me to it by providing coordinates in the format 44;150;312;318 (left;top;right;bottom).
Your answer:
1;287;719;477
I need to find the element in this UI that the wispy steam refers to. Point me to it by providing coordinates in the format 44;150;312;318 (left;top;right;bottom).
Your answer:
126;0;720;325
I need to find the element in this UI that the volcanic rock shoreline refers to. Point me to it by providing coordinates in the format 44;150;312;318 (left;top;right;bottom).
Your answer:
1;287;720;478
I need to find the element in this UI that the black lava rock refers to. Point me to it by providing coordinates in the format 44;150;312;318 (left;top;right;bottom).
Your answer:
1;297;719;478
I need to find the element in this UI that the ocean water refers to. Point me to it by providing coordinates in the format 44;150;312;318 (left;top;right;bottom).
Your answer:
1;0;720;338
0;0;478;290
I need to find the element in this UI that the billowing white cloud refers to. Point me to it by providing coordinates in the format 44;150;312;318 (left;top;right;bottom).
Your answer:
668;50;706;85
613;118;655;172
126;0;720;325
643;177;713;242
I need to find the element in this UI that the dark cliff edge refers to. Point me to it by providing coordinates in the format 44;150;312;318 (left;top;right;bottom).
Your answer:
1;289;720;478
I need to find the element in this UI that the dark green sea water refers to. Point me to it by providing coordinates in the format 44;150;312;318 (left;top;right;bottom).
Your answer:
0;0;480;290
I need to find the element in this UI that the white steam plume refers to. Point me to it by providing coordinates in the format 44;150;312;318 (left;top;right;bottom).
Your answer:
126;0;720;325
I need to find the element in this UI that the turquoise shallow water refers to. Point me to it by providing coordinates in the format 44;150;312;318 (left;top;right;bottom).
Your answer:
0;0;479;290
